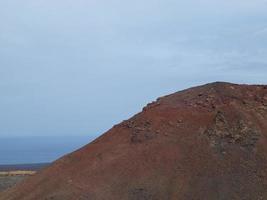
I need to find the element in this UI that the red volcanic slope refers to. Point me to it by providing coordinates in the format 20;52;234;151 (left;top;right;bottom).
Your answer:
1;82;267;200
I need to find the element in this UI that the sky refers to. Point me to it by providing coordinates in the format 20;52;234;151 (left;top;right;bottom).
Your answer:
1;0;267;138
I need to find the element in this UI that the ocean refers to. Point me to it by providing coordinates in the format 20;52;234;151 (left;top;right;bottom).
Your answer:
0;135;97;165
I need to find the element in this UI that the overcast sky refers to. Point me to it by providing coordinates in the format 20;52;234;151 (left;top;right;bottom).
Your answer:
1;0;267;137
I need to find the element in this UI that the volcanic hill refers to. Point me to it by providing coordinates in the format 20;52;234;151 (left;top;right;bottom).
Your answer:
1;82;267;200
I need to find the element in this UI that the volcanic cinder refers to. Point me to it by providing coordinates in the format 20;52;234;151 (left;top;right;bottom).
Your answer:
1;82;267;200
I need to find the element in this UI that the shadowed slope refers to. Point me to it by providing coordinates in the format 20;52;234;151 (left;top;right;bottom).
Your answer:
1;82;267;200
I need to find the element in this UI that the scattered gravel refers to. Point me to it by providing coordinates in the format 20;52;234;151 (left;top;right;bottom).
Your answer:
0;176;26;192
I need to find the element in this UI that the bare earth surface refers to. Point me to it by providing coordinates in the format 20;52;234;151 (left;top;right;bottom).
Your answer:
1;82;267;200
0;163;49;193
0;176;25;193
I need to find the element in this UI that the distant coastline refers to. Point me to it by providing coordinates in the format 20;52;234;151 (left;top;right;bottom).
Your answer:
0;163;50;172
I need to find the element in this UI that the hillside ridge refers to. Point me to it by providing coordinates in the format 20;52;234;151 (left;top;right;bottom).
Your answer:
1;82;267;200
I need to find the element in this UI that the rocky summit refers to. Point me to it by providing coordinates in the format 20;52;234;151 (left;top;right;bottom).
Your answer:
1;82;267;200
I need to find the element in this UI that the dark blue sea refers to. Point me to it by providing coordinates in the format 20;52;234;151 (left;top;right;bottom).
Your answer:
0;135;97;165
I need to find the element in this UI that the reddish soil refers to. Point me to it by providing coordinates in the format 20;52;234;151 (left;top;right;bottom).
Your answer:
1;82;267;200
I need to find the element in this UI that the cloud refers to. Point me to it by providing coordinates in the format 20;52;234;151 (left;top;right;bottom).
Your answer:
253;27;267;36
1;0;267;137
